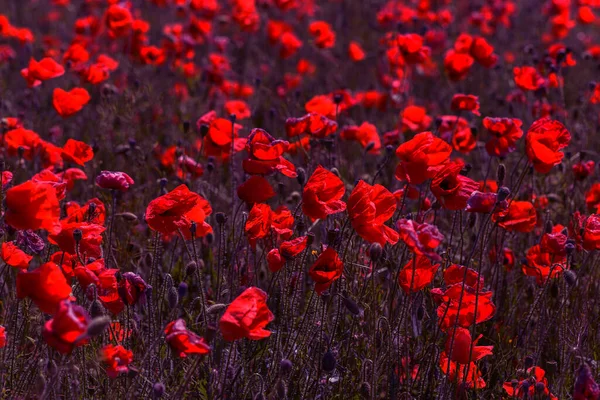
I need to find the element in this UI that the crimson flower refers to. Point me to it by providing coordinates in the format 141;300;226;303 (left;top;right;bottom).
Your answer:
347;180;398;245
96;171;135;192
302;166;346;220
42;300;89;354
165;319;211;357
308;247;344;295
220;287;274;341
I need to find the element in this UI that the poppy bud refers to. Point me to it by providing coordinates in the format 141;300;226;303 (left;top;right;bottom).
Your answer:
497;187;510;202
205;232;214;244
296;168;306;186
164;273;174;289
566;242;575;255
330;167;340;178
86;316;111;337
73;229;82;243
564;270;576;286
167;287;179;309
216;212;227;225
535;382;546;394
322;350;336;372
385;144;395;155
550;281;559;298
341;291;360;316
153;382;165;398
185;261;197;276
368;243;382;261
199;124;209;137
333;93;343;104
280;359;293;375
117;212;138;223
290;191;301;202
497;164;506;186
88;201;96;215
190;221;197;236
360;382;371;399
229;114;237;122
90;300;105;318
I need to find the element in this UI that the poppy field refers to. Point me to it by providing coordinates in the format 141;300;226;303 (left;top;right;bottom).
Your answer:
2;0;600;398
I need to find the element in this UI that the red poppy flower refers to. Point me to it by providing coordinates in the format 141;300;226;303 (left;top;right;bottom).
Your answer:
242;129;296;178
20;57;65;87
146;184;212;239
245;203;273;247
198;112;245;160
348;41;366;61
237;176;275;204
139;46;166;65
4;128;41;160
58;168;88;191
431;160;479;210
96;171;134;192
573;160;595;180
271;206;294;239
398;254;440;293
224;100;251;120
340;122;381;154
42;300;89;353
483;117;523;157
492;201;537;233
523;244;566;285
395;131;452;184
279;236;308;259
65;198;106;225
347;180;399;245
279;32;303;59
220;287;274;341
503;367;558;400
79;63;110;85
0;326;5;348
434;284;496;330
100;345;134;378
302;166;346;220
31;169;67;200
396;219;444;260
400;106;432;133
573;363;600;400
513;66;545;91
488;247;515;271
525;118;571;173
308;247;344;295
63;43;89;66
439;352;486;389
267;249;285;273
105;4;133;38
52;88;91;118
165;319;211;357
466;191;507;214
5;181;61;234
451;94;480;116
1;242;32;269
17;262;72;314
62;139;94;166
286;113;338;138
445;327;493;364
444;50;474;81
308;21;335;49
48;221;105;259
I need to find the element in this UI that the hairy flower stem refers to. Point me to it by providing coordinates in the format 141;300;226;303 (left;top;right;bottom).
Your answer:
106;190;117;268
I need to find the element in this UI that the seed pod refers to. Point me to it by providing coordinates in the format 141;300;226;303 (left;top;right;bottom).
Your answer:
564;270;577;286
206;303;227;314
216;212;227;225
296;168;306;186
280;359;293;375
322;350;336;372
185;261;197;276
163;273;174;288
368;243;382;261
90;300;105;318
341;292;361;316
87;316;111;337
497;186;511;202
167;287;179;308
177;282;188;299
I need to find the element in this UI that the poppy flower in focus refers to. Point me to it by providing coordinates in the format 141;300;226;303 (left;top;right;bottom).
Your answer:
445;327;493;365
493;201;537;233
245;203;273;247
237;176;275;204
220;287;274;341
525;118;571;174
65;198;106;225
165;319;211;357
483;117;523;157
340;122;381;154
5;181;61;234
1;242;32;269
242;128;296;178
396;218;444;260
20;57;65;87
267;248;285;273
513;66;545;91
430;160;479;210
347;180;398;245
17;262;72;314
279;236;308;259
450;94;480;116
62;139;94;166
4;128;41;160
100;345;134;378
434;284;496;330
395;131;452;184
52;88;91;118
145;184;212;239
308;247;344;295
96;171;134;192
400;105;432;133
197;111;245;161
302;166;346;220
523;244;566;285
42;300;89;354
398;254;440;293
48;221;105;259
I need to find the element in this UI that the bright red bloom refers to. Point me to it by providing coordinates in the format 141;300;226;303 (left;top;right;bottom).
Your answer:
308;21;335;49
65;198;106;225
62;139;94;166
165;319;210;357
198;111;245;160
1;242;32;269
105;4;133;38
146;185;212;239
444;50;474;81
52;88;90;118
220;287;274;341
5;181;61;234
4;128;41;160
279;236;308;259
523;244;566;285
445;327;493;364
245;203;273;247
308;247;344;295
0;326;5;348
224;100;251;120
302;166;346;220
20;57;65;87
48;221;105;259
483;117;523;157
503;367;558;400
526;118;571;173
513;66;545;91
267;249;285;273
42;300;89;353
242;129;296;178
396;219;444;260
395;131;452;184
100;345;134;378
17;262;72;314
237;176;275;204
340;122;381;154
59;168;88;191
493;201;537;233
439;352;486;389
450;94;480;116
347;180;398;245
348;41;366;61
573;160;595;181
95;171;134;192
398;254;440;293
434;284;496;331
400;106;432;133
430;160;479;210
